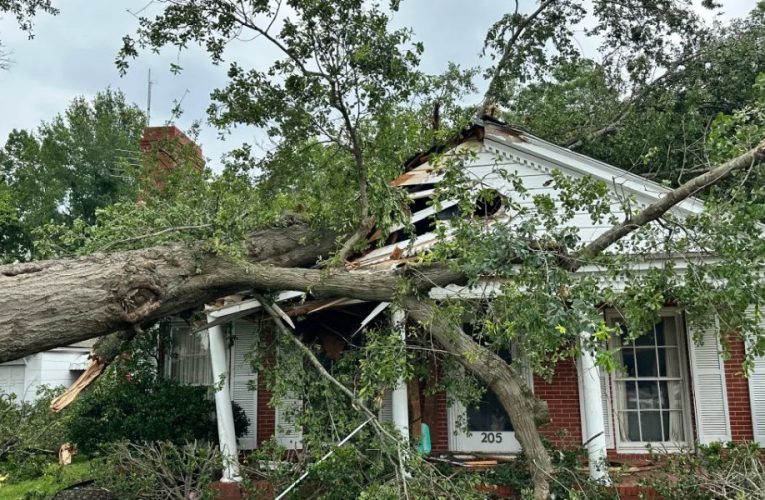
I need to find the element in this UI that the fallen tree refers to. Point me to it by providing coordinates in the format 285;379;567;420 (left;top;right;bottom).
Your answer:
2;136;764;498
5;2;765;498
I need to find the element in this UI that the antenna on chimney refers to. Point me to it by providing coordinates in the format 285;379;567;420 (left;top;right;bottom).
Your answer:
146;69;154;126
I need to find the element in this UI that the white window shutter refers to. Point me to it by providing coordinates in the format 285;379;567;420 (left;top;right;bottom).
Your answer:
231;321;258;450
687;315;731;444
379;390;394;423
745;308;765;446
276;393;303;449
600;368;615;448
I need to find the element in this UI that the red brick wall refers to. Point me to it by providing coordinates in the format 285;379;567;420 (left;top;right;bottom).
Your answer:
724;337;754;442
257;330;276;446
533;359;583;448
430;391;450;453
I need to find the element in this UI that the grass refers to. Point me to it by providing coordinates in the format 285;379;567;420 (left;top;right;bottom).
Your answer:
0;459;93;499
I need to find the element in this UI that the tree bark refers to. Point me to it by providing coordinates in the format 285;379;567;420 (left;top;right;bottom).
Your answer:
0;223;464;362
0;221;341;362
405;298;552;500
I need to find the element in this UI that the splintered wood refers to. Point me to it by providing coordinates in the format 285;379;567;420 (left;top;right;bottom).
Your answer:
50;357;107;412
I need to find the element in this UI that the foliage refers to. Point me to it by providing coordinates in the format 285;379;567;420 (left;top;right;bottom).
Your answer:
642;442;765;499
0;387;68;483
0;459;92;499
504;7;765;181
92;441;221;500
480;443;618;499
483;0;716;101
0;0;57;34
65;358;249;455
10;0;765;496
0;89;146;262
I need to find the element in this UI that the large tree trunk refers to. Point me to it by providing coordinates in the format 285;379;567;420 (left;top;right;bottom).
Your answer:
0;221;465;362
0;221;338;362
405;298;553;500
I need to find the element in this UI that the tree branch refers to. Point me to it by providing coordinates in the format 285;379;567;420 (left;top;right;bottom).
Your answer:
571;137;765;267
484;0;558;103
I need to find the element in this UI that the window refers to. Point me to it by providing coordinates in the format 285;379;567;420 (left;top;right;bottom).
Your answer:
449;346;524;453
166;322;213;386
610;312;691;449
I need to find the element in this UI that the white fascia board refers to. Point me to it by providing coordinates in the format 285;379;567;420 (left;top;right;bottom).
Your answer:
483;131;704;217
207;290;305;319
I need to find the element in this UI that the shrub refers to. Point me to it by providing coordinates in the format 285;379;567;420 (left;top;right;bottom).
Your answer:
66;370;249;454
92;440;221;499
642;442;765;499
0;387;69;482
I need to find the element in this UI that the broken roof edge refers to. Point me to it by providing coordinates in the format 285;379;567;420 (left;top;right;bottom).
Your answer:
402;115;706;218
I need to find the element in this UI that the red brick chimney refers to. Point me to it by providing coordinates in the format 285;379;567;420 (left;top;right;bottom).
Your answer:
139;126;204;190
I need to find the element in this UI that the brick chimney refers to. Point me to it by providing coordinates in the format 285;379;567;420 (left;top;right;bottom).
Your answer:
139;126;204;190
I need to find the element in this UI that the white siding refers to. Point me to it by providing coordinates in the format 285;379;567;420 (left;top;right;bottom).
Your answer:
687;315;732;444
0;364;27;401
466;145;671;248
40;351;83;389
230;320;258;450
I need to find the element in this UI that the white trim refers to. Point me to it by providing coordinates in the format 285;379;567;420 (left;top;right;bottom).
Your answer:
207;291;305;318
447;345;531;454
607;309;694;454
482;128;704;217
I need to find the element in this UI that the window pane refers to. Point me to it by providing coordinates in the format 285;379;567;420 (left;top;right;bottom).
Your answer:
622;381;638;409
664;381;683;410
658;348;680;377
620;411;641;442
665;411;685;442
655;321;665;346
663;317;678;346
636;348;658;377
638;381;660;409
634;328;655;347
467;390;514;432
620;347;637;377
611;312;688;445
641;411;663;441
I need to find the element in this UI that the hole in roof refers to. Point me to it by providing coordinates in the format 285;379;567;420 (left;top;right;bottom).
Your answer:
474;189;504;218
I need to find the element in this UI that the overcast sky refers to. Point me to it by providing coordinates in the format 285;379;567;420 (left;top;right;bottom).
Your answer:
0;1;758;172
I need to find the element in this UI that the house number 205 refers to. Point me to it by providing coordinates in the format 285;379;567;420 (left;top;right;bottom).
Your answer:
480;432;502;443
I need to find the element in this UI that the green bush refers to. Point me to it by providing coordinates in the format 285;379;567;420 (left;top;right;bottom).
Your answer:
92;440;221;499
642;442;765;499
66;370;249;454
0;387;69;483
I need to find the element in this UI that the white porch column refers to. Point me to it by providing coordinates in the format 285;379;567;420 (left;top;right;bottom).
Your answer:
579;331;610;483
391;308;409;440
207;316;241;482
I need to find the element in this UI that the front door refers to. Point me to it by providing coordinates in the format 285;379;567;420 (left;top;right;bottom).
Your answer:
449;388;522;453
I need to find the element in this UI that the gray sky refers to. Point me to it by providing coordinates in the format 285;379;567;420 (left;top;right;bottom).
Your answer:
0;1;758;171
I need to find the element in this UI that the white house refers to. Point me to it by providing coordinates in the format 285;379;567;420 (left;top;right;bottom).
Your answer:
0;340;94;402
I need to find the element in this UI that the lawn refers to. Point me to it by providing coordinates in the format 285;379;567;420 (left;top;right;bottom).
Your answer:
0;460;93;499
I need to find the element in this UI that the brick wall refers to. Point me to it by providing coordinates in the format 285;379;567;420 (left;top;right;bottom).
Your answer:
724;337;754;442
533;359;583;448
421;358;450;453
